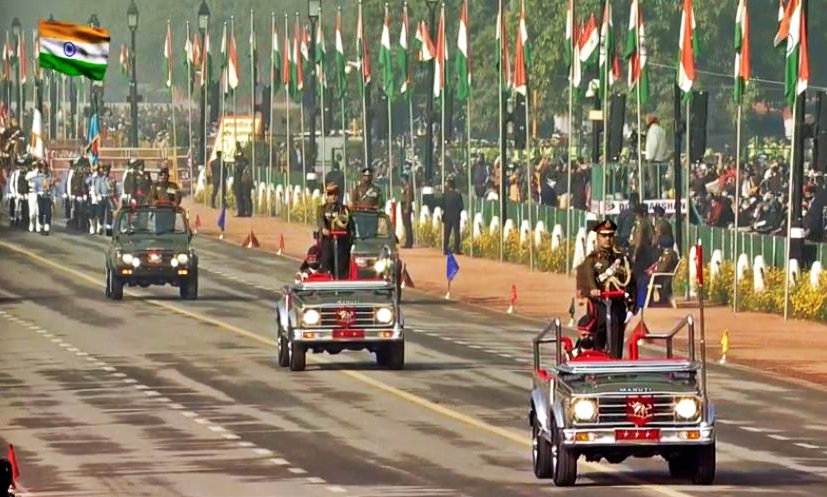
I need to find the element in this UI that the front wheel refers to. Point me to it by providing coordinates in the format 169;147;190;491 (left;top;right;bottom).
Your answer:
180;269;199;300
277;335;290;368
376;342;404;370
108;267;124;301
531;413;554;479
552;422;578;487
289;341;306;371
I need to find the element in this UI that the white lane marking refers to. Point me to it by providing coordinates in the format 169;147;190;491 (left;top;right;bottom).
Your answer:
307;476;326;484
50;338;63;343
86;357;97;362
253;448;274;456
716;419;741;425
143;390;160;397
27;324;40;330
326;486;348;493
123;378;138;384
94;362;107;367
168;403;185;409
238;441;256;448
740;426;765;433
768;434;791;441
499;353;514;359
181;411;199;418
288;468;308;474
67;347;79;352
59;343;71;348
154;397;172;403
269;458;289;465
454;341;469;345
36;330;48;334
208;425;227;433
133;384;149;390
102;366;116;372
112;372;127;378
795;442;821;449
222;433;241;440
468;345;484;350
76;351;89;357
193;418;209;425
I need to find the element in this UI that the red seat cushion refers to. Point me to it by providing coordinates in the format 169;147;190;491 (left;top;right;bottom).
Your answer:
569;350;615;362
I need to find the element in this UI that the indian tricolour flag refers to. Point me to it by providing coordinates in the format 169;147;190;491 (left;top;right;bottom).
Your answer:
38;19;110;81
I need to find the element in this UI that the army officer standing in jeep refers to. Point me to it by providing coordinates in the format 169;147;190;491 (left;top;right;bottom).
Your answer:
576;220;638;358
317;183;353;279
350;167;383;209
146;167;182;206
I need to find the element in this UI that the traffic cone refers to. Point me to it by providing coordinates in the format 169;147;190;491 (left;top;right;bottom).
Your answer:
277;234;285;256
401;264;415;288
194;215;201;234
506;284;517;314
242;230;260;248
8;444;20;489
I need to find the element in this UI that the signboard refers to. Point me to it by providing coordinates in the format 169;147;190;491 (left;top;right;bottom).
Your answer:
208;114;263;164
591;198;689;216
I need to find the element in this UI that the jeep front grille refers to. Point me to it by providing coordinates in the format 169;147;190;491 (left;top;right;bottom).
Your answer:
579;394;695;427
318;307;386;328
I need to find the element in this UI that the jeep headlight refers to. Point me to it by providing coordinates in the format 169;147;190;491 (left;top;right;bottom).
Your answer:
570;398;597;421
302;309;321;326
374;259;388;273
121;253;134;264
375;307;393;324
674;397;700;419
176;253;189;264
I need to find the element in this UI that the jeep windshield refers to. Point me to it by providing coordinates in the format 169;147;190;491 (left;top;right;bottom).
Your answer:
117;208;188;236
563;370;698;393
353;212;392;240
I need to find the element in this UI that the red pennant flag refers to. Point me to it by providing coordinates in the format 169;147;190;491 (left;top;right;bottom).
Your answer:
8;444;20;488
510;284;518;305
695;240;703;286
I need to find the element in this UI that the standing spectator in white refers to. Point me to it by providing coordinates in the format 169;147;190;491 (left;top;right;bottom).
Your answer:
644;114;669;198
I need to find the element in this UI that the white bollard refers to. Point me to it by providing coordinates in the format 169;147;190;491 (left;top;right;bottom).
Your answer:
473;212;484;239
432;206;443;229
419;205;431;226
688;245;698;297
551;224;564;251
572;227;587;269
519;219;531;246
736;253;750;282
384;199;394;217
396;203;406;242
489;216;500;235
753;255;766;293
503;218;515;239
810;261;823;288
586;230;597;254
460;210;469;234
710;249;723;281
534;220;547;247
788;259;800;287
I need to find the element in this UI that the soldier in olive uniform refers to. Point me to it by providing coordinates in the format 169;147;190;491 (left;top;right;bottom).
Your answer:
317;183;353;279
400;174;414;248
350;167;383;209
146;167;182;205
648;235;680;306
576;220;637;358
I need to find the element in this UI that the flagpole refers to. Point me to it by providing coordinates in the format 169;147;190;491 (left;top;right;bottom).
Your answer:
231;16;238;182
268;12;276;213
220;21;228;224
359;1;369;171
203;33;210;207
250;9;257;208
404;2;415;232
565;0;574;277
522;0;533;271
186;21;194;197
464;0;472;258
439;2;446;197
685;95;692;297
319;5;327;190
600;0;610;216
297;13;307;208
783;95;797;319
733;101;742;312
168;21;179;183
497;0;505;263
285;14;292;223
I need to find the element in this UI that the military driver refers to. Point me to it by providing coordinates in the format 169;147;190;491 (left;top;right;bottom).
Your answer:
146;167;182;206
576;219;637;358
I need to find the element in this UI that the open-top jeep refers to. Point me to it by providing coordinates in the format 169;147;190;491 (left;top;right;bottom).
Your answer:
104;203;198;300
528;316;716;487
275;279;404;372
348;209;404;296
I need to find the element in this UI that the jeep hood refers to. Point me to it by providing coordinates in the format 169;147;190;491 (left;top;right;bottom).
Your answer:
117;236;189;252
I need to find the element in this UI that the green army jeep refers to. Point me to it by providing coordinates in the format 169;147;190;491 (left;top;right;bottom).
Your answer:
349;209;404;297
104;204;198;300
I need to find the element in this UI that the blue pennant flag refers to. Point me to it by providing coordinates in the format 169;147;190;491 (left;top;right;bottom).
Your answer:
217;206;227;231
446;251;460;282
86;113;100;165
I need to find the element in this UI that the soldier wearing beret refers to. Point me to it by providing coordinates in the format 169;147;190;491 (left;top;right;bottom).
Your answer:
317;183;353;279
350;167;383;209
576;219;637;358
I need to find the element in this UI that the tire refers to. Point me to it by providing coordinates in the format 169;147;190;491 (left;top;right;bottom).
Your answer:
690;443;716;485
104;266;112;299
531;413;554;479
288;340;306;371
668;454;692;480
277;335;290;368
109;267;124;301
180;269;199;300
377;342;404;370
552;421;578;487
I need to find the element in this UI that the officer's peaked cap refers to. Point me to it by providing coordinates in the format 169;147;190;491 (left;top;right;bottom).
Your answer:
592;219;617;234
360;167;373;176
325;182;339;194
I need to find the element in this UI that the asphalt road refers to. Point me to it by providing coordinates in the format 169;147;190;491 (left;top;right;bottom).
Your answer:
1;219;826;497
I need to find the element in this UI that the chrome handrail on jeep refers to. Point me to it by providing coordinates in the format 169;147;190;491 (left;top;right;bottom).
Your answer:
532;317;563;374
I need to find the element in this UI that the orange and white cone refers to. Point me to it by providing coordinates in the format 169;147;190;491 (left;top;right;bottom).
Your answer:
506;284;517;313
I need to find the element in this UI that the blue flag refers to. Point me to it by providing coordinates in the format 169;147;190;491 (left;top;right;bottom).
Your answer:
446;251;460;282
217;206;226;231
86;113;100;165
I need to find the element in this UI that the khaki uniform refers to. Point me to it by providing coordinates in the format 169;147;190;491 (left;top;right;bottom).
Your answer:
146;181;182;206
350;183;383;209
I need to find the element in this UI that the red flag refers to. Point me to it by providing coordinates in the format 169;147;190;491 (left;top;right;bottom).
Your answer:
510;284;518;305
8;444;20;488
695;240;703;286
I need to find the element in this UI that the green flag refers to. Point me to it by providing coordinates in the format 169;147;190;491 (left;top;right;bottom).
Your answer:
379;5;395;100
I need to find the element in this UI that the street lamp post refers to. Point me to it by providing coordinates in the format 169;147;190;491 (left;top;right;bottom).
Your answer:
307;0;320;176
424;0;438;186
11;17;21;117
127;0;140;147
198;0;210;167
